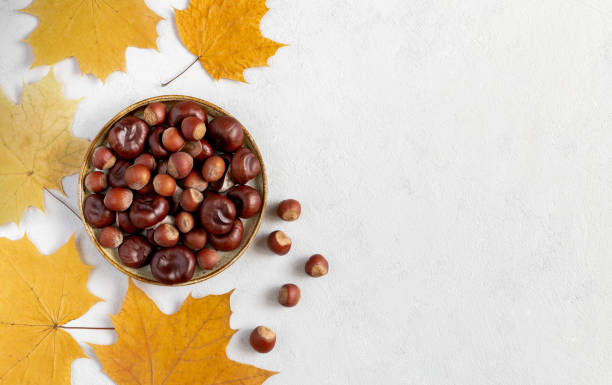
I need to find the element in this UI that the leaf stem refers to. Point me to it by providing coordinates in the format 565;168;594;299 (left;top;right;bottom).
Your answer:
43;188;81;219
161;56;200;87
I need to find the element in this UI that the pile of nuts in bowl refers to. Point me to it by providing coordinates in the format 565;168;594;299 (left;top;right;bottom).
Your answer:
83;101;262;284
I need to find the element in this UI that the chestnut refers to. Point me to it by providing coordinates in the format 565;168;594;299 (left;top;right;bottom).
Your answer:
104;187;133;212
98;226;123;248
171;185;184;213
117;211;139;234
277;199;301;221
207;154;234;193
92;146;116;170
176;211;195;233
84;171;107;193
143;102;166;126
162;126;185;152
182;170;207;191
181;116;206;140
118;235;153;268
108;159;130;188
148;126;169;158
267;230;291;255
108;116;149;159
194;139;214;160
206;116;244;152
129;194;170;229
146;227;157;246
180;188;203;212
183;228;207;250
167;152;193;179
230;148;260;184
208;219;244;251
201;155;225;182
124;164;151;190
151;246;196;284
305;254;328;277
153;174;176;197
167;101;206;127
154;223;179;247
199;193;236;235
197;248;219;270
134;153;156;171
137;180;154;194
227;185;262;218
181;140;203;158
249;326;276;353
83;194;114;228
278;283;300;307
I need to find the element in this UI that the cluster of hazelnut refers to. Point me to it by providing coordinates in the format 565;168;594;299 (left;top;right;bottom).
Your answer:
249;200;330;353
83;101;262;284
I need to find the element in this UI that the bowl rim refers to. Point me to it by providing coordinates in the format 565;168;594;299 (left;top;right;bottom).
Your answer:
78;95;267;286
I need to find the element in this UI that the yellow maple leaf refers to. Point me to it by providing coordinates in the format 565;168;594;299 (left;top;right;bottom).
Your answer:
0;234;100;384
0;71;90;225
92;280;278;385
21;0;162;81
176;0;286;82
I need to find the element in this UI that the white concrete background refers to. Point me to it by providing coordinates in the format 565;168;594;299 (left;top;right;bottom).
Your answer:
1;0;611;383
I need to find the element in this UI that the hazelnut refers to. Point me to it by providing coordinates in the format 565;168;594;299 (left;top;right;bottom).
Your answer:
208;219;244;251
134;153;156;171
181;140;203;158
98;226;123;248
148;126;169;158
180;188;203;212
183;228;207;251
162;126;185;152
84;171;107;193
230;148;260;184
196;248;219;270
92;146;116;170
108;116;149;159
176;211;195;233
201;155;225;182
227;185;262;218
305;254;328;277
193;139;214;160
154;223;180;247
103;187;133;212
143;102;166;126
182;170;208;191
84;194;114;228
249;326;276;353
278;283;300;307
181;116;206;140
108;159;130;188
118;235;153;268
267;230;291;255
207;154;235;193
277;199;301;221
207;116;244;152
124;164;151;190
152;174;176;197
167;101;206;127
167;152;193;179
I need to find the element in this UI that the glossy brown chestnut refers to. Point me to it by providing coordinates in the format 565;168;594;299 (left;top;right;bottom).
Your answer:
249;326;276;353
227;185;262;218
201;155;225;182
143;102;166;126
104;187;133;212
181;116;206;140
267;230;291;255
181;140;203;158
197;248;219;270
183;228;207;250
167;101;206;127
84;171;108;193
148;126;169;158
180;188;203;212
230;148;260;184
278;283;300;307
146;227;157;245
154;223;180;247
129;194;170;229
134;153;156;171
162;126;185;152
277;199;301;221
108;116;149;159
208;219;244;251
176;211;195;233
193;139;214;160
199;193;236;234
305;254;328;277
151;245;196;284
83;194;114;228
167;152;193;179
117;211;139;234
98;226;123;248
92;146;116;170
207;116;244;152
108;159;130;188
118;235;153;268
182;170;207;191
124;164;151;190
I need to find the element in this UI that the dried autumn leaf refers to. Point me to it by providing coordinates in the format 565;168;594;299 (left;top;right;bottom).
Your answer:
92;281;277;385
0;71;90;225
21;0;162;81
176;0;285;82
0;234;100;384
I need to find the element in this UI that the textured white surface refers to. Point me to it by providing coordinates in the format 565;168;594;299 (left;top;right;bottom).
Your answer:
1;0;612;383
